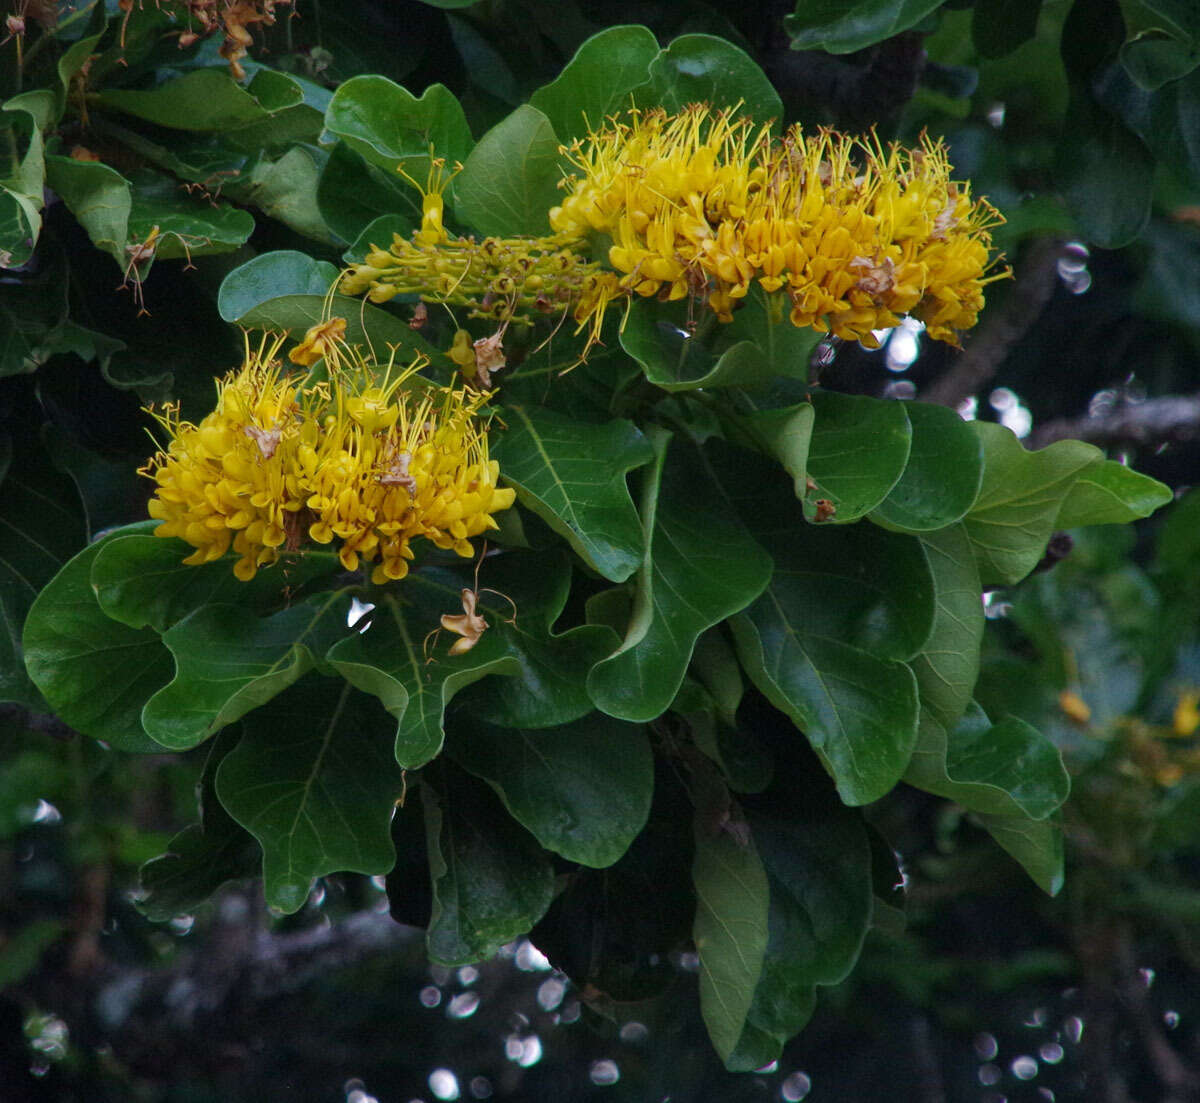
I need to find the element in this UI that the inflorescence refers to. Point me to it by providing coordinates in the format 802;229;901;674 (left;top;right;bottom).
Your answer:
339;105;1006;357
141;329;515;583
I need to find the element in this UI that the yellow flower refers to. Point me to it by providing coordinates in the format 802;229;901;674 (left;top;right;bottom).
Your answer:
556;106;1007;347
288;317;347;367
142;333;515;584
1173;690;1200;737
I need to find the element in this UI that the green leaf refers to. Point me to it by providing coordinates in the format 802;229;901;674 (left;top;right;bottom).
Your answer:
342;213;414;264
422;762;555;966
806;390;912;523
234;146;336;245
126;169;256;261
730;615;919;805
317;141;420;245
323;77;473;193
491;406;653;582
22;532;170;751
1097;63;1200;182
216;250;339;321
908;523;984;730
1054;90;1153;249
907;700;1069;820
709;443;922;804
529;25;660;142
96;68;320;144
692;820;769;1067
217;251;437;356
635;35;783;123
1054;460;1173;528
447;712;653;868
962;423;1102;587
0;100;45;268
733;404;815;500
329;552;617;766
453;105;562;238
43;156;132;265
976;812;1065;896
91;533;342;633
1121;28;1200;91
142;595;352;751
588;434;772;722
214;677;406;914
0;252;70;377
784;0;944;54
727;760;873;1069
137;729;262;922
0;441;85;707
870;401;983;532
620;287;818;392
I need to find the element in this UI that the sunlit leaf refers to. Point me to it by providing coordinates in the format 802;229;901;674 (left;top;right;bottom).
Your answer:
491;405;653;582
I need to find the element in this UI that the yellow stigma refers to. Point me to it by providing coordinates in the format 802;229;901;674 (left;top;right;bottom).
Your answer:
141;333;515;582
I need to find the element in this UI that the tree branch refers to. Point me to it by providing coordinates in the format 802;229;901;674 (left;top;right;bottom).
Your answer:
922;237;1066;411
1027;392;1200;450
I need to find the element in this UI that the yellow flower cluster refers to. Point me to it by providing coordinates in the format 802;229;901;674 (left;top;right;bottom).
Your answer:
142;330;515;584
550;106;1006;346
338;158;621;337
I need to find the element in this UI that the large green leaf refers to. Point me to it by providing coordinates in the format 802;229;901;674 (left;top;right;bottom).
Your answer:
692;819;770;1067
806;390;912;523
635;35;782;124
447;712;653;868
214;677;406;914
142;595;352;751
727;759;873;1070
323;77;473;194
529;25;660;142
1054;459;1173;528
137;729;261;922
709;443;922;803
329;552;617;766
620;287;817;392
907;701;1069;821
0;440;86;707
784;0;944;53
22;532;170;751
588;434;772;722
1097;63;1200;183
972;0;1043;59
422;761;555;966
962;423;1102;587
732;404;815;500
91;533;342;633
491;406;653;582
453;105;562;237
870;401;984;532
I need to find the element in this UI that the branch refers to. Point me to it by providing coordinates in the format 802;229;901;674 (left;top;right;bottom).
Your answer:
1027;392;1200;450
922;236;1066;410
